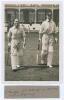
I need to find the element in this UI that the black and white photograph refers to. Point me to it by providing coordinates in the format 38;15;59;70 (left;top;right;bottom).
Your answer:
5;4;59;81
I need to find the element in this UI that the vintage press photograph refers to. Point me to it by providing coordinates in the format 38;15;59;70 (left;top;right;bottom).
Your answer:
5;4;59;81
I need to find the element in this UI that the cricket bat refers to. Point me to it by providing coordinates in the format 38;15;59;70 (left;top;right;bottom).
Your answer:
36;40;42;64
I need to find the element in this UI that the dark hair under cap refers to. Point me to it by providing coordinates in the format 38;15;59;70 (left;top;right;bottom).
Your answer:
48;12;52;17
45;12;52;20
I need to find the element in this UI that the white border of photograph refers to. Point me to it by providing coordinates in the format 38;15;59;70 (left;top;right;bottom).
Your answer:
0;0;63;86
0;0;64;100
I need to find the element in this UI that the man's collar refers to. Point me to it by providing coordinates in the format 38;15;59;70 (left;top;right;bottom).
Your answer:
46;19;49;22
14;25;19;29
46;19;53;22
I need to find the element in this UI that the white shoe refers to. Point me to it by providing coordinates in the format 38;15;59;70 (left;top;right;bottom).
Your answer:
12;66;17;71
12;67;18;72
48;65;53;68
17;65;20;68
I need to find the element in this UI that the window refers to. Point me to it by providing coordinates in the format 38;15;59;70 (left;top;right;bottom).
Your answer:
37;9;45;23
5;9;19;27
29;10;35;23
20;9;35;24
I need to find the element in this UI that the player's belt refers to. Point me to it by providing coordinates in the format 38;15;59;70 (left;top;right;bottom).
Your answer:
48;33;54;35
12;37;22;40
